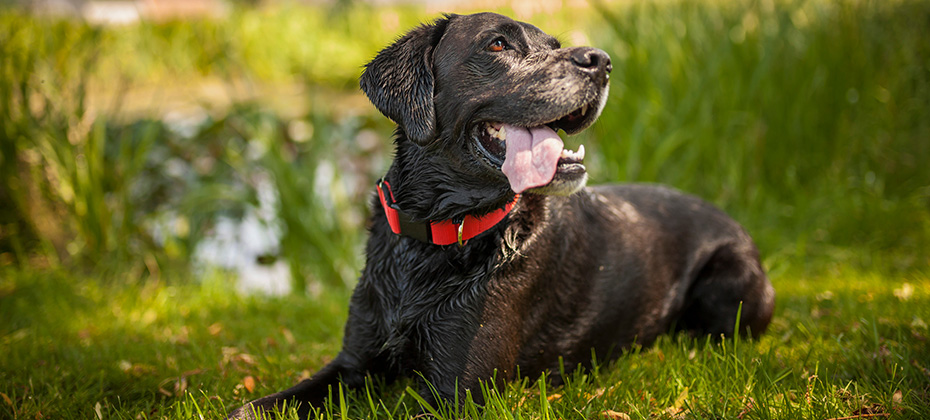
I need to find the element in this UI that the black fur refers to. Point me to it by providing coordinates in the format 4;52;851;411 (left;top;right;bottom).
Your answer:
360;18;450;145
229;12;775;419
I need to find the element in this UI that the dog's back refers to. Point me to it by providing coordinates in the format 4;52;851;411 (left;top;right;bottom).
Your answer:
483;184;774;381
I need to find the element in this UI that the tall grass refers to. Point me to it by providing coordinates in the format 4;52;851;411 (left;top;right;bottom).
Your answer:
0;8;395;288
0;16;155;269
589;0;930;270
1;0;928;289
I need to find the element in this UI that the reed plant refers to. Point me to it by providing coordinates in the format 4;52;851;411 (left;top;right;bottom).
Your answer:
0;16;155;270
1;0;928;281
588;0;930;271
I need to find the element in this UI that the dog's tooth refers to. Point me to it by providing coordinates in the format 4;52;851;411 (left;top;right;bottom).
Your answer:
560;149;571;159
577;144;585;160
581;104;589;115
498;126;506;140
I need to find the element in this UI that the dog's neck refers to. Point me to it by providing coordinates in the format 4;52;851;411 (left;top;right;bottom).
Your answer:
383;138;517;222
377;178;519;246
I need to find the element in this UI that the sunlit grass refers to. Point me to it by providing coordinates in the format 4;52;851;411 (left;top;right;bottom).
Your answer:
2;266;928;419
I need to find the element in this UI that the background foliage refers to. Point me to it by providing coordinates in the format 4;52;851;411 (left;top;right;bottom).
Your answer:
2;0;928;286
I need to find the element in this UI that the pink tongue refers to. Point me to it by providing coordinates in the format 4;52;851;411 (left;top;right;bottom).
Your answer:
500;124;564;193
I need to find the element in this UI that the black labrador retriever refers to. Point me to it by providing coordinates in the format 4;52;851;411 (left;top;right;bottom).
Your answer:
229;12;775;419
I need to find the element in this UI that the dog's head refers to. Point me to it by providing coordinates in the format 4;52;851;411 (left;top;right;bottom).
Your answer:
361;12;610;203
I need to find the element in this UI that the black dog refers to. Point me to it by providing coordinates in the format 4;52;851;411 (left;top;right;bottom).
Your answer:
229;12;774;419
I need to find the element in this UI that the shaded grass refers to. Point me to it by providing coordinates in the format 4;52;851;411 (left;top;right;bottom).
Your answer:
0;268;348;419
2;266;929;419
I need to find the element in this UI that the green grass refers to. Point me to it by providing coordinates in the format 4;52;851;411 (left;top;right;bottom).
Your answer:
586;0;930;271
1;0;929;418
2;266;929;419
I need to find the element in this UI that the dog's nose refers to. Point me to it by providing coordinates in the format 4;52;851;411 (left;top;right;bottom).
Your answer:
571;48;612;74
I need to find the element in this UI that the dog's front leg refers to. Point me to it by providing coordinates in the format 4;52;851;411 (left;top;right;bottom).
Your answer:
227;350;375;419
229;284;394;420
416;309;524;408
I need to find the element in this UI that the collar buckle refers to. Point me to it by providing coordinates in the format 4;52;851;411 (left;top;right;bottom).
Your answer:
457;221;466;247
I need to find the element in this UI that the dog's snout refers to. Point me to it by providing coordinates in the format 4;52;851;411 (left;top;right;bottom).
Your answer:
571;48;612;75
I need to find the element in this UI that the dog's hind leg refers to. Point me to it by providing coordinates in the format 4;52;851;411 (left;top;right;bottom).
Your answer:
676;242;775;339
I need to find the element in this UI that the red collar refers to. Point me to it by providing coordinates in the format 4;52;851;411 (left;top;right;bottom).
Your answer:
376;179;519;246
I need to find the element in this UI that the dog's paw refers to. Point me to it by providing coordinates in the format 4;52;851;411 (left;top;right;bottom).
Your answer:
226;400;280;420
228;396;309;420
226;405;256;420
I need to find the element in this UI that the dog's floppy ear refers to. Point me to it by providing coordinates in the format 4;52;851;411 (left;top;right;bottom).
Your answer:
360;16;451;146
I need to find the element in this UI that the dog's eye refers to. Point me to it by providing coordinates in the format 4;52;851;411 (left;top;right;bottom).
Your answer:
487;38;507;52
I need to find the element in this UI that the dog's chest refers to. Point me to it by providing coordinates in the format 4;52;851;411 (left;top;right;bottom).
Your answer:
366;241;497;360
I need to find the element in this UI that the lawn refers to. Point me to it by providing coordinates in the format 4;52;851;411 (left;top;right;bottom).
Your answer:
2;265;929;419
1;0;929;418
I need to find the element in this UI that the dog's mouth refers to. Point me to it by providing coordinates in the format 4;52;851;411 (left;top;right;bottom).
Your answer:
474;102;596;194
